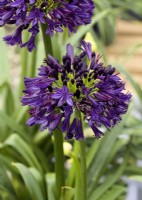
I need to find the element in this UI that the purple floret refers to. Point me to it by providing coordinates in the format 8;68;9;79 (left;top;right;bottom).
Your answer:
0;0;95;51
21;40;131;140
51;86;73;107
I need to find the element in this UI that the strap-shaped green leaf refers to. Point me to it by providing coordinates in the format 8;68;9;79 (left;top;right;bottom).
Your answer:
29;167;47;200
13;163;44;200
0;164;17;199
60;186;75;200
0;111;26;137
87;139;102;168
45;173;56;200
1;83;16;116
3;134;42;172
115;64;142;101
87;114;128;196
89;151;128;200
100;185;126;200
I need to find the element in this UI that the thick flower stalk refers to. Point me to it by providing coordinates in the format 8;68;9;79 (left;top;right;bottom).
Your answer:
0;0;94;51
21;41;131;139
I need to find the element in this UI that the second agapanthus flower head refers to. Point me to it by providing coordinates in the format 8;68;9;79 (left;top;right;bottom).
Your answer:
0;0;94;51
21;41;131;140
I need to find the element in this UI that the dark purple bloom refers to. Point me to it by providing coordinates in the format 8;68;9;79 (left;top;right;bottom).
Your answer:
0;0;94;51
51;86;73;107
21;41;131;140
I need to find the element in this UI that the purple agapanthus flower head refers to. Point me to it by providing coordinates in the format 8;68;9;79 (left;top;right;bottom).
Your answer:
21;41;131;140
0;0;94;51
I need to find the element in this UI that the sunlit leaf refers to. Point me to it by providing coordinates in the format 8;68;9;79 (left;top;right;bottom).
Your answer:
129;175;142;182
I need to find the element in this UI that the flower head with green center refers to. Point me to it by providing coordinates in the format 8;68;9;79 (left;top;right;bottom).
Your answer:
0;0;94;51
21;41;131;139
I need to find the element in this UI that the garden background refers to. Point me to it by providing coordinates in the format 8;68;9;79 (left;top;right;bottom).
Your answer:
0;0;142;200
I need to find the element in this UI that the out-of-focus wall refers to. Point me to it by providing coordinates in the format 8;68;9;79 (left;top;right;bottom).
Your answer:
106;19;142;94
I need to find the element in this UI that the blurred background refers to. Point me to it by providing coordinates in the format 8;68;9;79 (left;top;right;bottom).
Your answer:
0;0;142;200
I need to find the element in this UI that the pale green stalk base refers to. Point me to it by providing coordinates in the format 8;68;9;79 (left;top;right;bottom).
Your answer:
54;130;65;199
79;140;87;200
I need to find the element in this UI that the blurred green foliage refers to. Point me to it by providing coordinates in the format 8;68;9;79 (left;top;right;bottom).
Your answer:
0;1;142;200
93;0;142;45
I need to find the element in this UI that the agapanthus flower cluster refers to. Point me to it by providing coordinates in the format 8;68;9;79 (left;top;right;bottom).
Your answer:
0;0;94;51
21;41;131;140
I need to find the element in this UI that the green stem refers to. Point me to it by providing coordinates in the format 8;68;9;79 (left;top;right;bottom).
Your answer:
18;31;29;97
40;23;53;56
76;111;87;200
41;22;64;198
67;141;80;186
28;48;37;77
70;151;81;200
79;140;87;200
54;129;65;199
